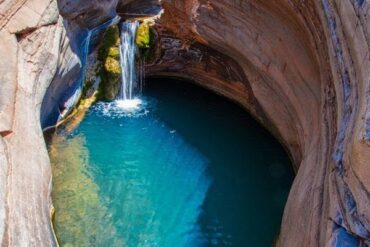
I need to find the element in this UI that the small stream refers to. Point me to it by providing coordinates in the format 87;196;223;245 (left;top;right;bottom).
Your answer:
48;78;294;246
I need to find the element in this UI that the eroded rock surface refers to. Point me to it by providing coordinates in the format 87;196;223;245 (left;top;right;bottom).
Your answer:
117;0;161;18
146;1;370;246
0;0;62;246
0;0;122;244
57;0;118;29
0;0;369;246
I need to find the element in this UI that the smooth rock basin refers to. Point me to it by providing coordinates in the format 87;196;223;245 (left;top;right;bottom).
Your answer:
48;78;294;246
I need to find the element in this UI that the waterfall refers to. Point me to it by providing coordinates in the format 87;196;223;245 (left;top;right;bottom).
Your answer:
119;21;140;102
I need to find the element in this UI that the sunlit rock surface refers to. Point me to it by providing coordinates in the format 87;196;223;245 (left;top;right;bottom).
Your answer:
145;1;370;246
0;0;369;246
0;0;62;246
0;0;121;245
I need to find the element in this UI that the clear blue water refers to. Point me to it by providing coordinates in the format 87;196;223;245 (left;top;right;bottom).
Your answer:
49;78;294;247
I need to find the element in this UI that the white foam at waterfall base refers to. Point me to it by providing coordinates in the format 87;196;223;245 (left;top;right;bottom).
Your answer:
94;98;152;118
116;98;142;111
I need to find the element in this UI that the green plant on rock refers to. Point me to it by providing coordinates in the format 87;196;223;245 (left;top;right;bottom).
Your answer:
98;25;120;60
104;57;121;75
97;25;122;101
136;22;157;65
107;47;120;59
136;22;151;49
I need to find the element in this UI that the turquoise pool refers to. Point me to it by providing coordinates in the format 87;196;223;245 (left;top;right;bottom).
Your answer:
49;78;294;247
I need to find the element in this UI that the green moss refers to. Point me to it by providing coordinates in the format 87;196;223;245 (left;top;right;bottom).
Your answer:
98;25;120;61
97;25;122;101
107;47;120;59
104;57;121;75
137;26;157;64
136;22;151;49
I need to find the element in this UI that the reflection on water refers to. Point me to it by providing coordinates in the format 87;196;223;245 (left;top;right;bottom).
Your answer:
48;78;294;247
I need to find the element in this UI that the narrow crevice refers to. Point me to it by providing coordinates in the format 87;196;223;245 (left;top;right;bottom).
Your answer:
0;131;13;138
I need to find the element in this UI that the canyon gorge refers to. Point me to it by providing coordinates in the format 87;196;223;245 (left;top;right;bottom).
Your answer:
0;0;369;246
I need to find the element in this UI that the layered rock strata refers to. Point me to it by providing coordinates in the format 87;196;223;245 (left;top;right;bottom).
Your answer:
0;0;119;245
0;1;61;245
146;1;370;246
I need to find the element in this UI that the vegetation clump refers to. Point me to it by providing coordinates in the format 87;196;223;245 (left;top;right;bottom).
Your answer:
107;47;120;59
104;56;121;75
136;22;152;49
97;25;122;101
56;23;133;128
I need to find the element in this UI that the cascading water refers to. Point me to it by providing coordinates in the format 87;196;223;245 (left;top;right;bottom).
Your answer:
118;21;142;110
42;15;121;129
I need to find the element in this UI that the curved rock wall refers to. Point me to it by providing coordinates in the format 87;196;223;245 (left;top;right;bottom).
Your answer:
0;0;369;246
0;0;119;245
147;0;370;246
57;0;118;29
0;1;62;245
40;16;120;129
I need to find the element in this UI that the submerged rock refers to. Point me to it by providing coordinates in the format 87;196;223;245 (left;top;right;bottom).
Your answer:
49;134;123;246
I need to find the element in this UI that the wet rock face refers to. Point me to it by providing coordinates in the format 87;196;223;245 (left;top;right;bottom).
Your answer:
57;0;118;28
